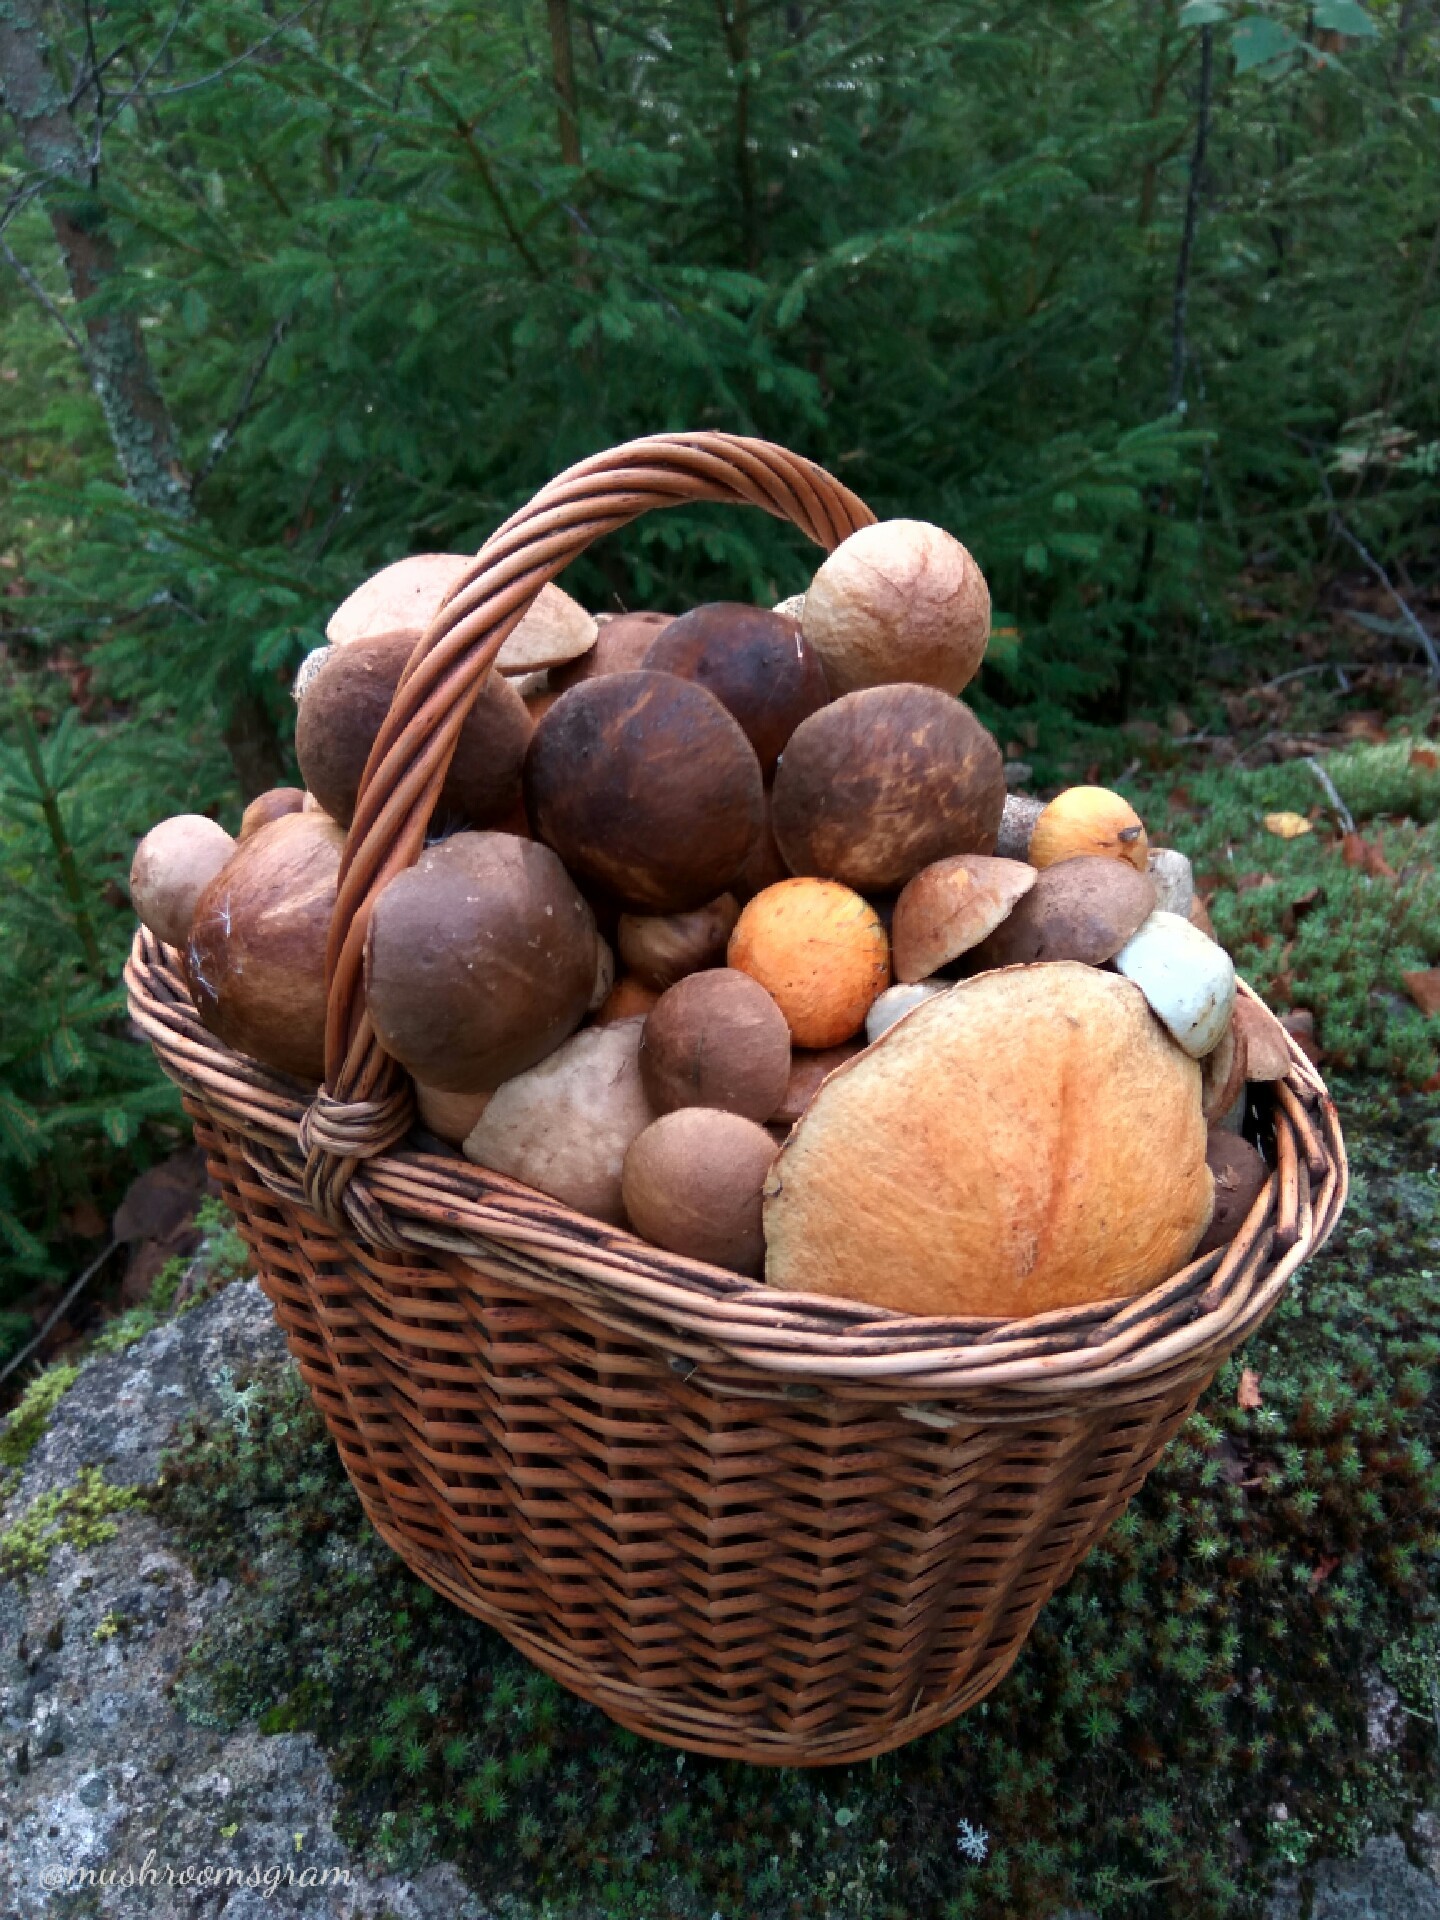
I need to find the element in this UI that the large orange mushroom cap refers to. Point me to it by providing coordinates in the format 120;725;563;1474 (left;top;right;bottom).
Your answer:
728;878;889;1048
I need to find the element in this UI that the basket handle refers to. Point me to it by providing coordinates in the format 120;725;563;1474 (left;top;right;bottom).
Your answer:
300;431;876;1229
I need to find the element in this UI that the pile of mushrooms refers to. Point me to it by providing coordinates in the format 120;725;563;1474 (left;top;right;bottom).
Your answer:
130;517;1288;1315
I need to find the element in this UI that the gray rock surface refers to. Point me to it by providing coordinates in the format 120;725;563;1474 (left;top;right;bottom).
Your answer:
1268;1835;1440;1920
0;1282;501;1919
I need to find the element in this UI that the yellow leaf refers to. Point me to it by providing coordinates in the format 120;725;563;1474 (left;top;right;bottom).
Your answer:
1263;811;1312;839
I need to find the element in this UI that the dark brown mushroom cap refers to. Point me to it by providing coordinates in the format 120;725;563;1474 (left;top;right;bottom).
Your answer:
185;812;345;1083
548;610;673;694
523;671;765;913
364;831;597;1094
891;854;1037;982
1196;1132;1268;1254
239;787;307;841
617;895;739;991
642;603;829;777
770;685;1006;893
622;1108;779;1275
296;633;532;830
771;1042;864;1127
968;856;1157;969
639;967;792;1122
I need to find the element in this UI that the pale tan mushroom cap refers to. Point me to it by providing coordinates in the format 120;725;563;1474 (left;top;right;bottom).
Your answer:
327;553;597;675
801;519;990;697
763;963;1212;1319
891;854;1038;982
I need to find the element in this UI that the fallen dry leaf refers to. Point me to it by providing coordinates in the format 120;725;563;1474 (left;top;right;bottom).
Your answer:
1402;970;1440;1018
1264;811;1312;839
1237;1368;1263;1410
1410;747;1438;773
1342;834;1396;879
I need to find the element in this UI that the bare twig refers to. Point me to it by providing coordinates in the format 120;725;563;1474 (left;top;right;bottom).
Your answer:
1327;515;1440;679
1258;662;1364;691
193;317;290;489
1304;757;1356;836
0;238;89;357
1169;23;1213;413
0;1240;118;1391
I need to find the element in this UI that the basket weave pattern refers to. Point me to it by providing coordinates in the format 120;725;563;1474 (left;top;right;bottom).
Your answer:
125;434;1347;1765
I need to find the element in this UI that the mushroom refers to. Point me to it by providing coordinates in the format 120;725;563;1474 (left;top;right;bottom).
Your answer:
548;609;673;693
1196;1133;1269;1255
1147;847;1196;918
890;854;1037;982
728;878;889;1048
292;646;332;703
969;855;1156;969
364;832;597;1093
639;968;791;1122
771;1043;864;1126
1112;910;1237;1060
1029;786;1149;873
414;1083;492;1147
1233;994;1292;1082
523;671;765;913
996;791;1044;861
771;592;806;623
130;814;237;950
463;1018;655;1224
731;797;790;903
327;553;597;676
763;964;1212;1317
594;975;662;1026
1189;894;1217;940
801;520;991;696
296;632;532;829
622;1108;778;1275
616;895;740;991
1200;1015;1248;1124
770;685;1006;893
642;603;829;777
185;812;345;1082
239;787;307;841
865;980;947;1044
590;937;616;1012
490;583;597;676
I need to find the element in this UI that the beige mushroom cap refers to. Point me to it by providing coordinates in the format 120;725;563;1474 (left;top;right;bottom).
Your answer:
763;963;1213;1319
327;553;596;675
891;854;1038;982
801;519;991;697
130;814;236;950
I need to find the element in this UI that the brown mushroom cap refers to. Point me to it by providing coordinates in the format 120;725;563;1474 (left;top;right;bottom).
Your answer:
1200;1017;1248;1124
771;1043;864;1126
622;1108;778;1275
327;553;596;676
1196;1132;1269;1255
185;813;344;1082
239;787;307;842
296;633;532;830
642;603;829;777
491;583;597;675
523;671;765;913
549;610;674;694
801;520;991;697
463;1018;655;1224
891;854;1038;982
763;964;1212;1317
414;1083;492;1147
1233;993;1292;1082
131;814;237;951
617;895;740;991
770;685;1006;893
968;856;1157;969
639;968;792;1122
364;832;597;1094
731;796;790;902
594;975;662;1026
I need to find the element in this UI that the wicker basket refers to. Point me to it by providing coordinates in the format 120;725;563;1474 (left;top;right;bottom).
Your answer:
125;432;1347;1767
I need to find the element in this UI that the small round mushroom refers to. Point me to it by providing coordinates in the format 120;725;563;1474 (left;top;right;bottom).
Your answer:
891;854;1038;982
1200;1016;1248;1125
523;671;765;913
130;814;237;950
1113;910;1237;1060
639;968;791;1122
622;1108;779;1275
491;583;597;676
184;812;345;1082
969;855;1157;970
594;974;661;1026
239;787;307;841
1148;847;1196;918
772;1043;864;1127
548;609;673;693
1233;993;1292;1081
1196;1133;1269;1255
995;792;1044;861
414;1083;492;1147
728;878;890;1048
770;685;1006;893
463;1018;655;1224
617;895;740;991
801;520;991;696
1029;786;1149;873
365;832;597;1093
296;632;532;829
865;980;947;1045
642;603;829;777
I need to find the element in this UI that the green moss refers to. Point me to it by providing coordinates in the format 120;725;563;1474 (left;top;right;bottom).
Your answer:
0;1362;81;1470
0;1468;142;1581
154;1082;1440;1920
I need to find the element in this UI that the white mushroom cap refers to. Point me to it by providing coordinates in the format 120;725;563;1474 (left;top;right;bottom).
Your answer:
1113;909;1236;1059
293;645;332;703
1147;847;1196;919
864;980;947;1045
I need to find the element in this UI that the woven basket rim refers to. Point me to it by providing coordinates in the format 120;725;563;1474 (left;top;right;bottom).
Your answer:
126;928;1348;1402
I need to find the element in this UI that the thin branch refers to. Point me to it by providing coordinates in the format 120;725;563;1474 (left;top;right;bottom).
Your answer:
1169;24;1213;413
139;0;317;103
1326;515;1440;679
1304;757;1356;835
0;238;90;358
0;1240;118;1391
193;316;290;489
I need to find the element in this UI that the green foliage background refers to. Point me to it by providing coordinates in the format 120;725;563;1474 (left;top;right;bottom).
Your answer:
1;0;1438;1322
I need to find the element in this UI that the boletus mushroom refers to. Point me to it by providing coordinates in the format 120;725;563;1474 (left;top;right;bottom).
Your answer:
523;671;765;913
800;519;991;697
763;964;1213;1318
239;787;307;842
616;895;740;992
1233;993;1292;1082
642;603;829;776
1196;1132;1269;1255
639;968;791;1122
865;980;947;1044
296;632;532;830
1029;786;1149;873
414;1083;492;1147
728;878;889;1048
548;609;673;694
891;854;1037;982
622;1108;778;1275
365;832;597;1093
969;855;1156;970
1113;909;1236;1059
770;685;1006;893
327;553;596;676
771;1043;864;1127
185;812;345;1082
131;814;237;950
